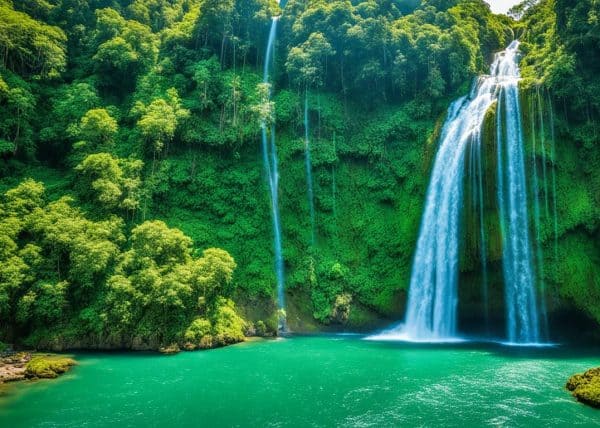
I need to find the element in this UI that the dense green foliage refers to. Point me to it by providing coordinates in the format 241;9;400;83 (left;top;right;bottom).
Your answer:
0;0;598;347
0;179;246;349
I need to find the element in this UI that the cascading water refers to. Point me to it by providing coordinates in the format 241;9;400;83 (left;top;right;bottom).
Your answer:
496;41;540;344
530;90;550;340
304;93;316;245
332;132;337;222
537;88;550;217
547;94;559;260
260;17;286;329
474;132;490;331
389;66;501;340
371;41;542;343
466;128;489;331
466;109;490;331
399;90;491;339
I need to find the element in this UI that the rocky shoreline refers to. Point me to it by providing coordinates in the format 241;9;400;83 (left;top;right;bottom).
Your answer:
0;349;76;386
0;352;32;383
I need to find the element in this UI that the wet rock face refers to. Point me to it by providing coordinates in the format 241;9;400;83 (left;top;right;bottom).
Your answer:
158;344;180;354
566;367;600;408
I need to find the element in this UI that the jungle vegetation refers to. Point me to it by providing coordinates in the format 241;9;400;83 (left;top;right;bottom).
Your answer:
0;0;598;349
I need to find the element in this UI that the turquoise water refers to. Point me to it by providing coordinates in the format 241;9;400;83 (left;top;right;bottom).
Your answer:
1;336;598;427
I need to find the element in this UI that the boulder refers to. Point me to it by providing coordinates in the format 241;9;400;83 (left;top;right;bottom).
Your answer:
566;367;600;408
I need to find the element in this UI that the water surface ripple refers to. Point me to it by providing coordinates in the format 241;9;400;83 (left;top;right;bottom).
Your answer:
0;336;598;427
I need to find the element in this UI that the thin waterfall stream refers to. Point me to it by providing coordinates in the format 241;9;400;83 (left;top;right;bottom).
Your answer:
304;92;316;246
475;130;490;331
537;87;550;217
547;93;559;260
260;16;286;330
530;88;550;340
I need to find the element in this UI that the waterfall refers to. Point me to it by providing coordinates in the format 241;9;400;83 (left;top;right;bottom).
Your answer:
371;41;541;343
304;92;316;245
496;41;540;344
547;94;559;260
530;90;550;340
399;96;483;338
260;17;286;329
396;68;501;339
332;132;337;221
537;88;550;217
468;127;489;331
475;131;490;330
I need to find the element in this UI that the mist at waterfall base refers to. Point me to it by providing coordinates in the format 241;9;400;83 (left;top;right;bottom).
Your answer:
370;42;548;346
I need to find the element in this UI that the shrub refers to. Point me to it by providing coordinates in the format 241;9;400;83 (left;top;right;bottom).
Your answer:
25;355;76;379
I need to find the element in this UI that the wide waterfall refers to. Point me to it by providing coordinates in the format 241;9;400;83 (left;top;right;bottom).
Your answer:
260;17;286;329
372;41;541;343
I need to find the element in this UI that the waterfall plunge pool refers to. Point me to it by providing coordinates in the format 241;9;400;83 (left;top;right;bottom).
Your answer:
1;335;598;426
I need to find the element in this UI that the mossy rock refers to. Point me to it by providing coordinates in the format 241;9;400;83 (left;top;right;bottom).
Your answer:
566;367;600;408
25;355;76;379
198;335;213;349
158;344;180;354
183;342;197;351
